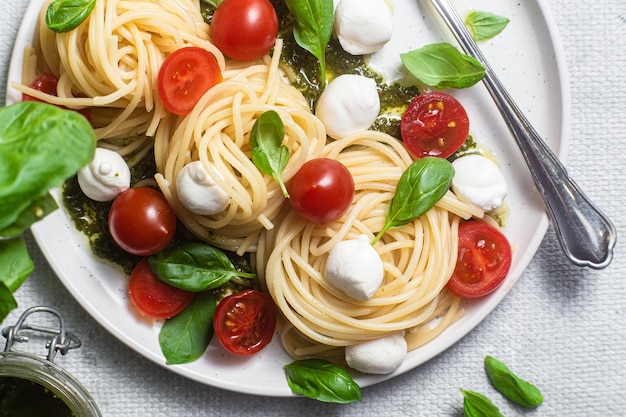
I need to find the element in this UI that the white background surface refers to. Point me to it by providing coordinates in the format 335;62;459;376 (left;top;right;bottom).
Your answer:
1;0;625;415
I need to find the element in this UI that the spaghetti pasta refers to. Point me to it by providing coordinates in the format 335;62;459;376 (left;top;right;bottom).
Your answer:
14;0;221;142
259;131;483;360
154;39;326;254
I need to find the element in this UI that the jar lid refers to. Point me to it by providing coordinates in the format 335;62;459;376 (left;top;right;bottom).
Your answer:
1;306;102;417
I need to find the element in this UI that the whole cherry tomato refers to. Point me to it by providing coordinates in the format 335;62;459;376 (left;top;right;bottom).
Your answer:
287;158;355;224
108;187;177;256
210;0;278;61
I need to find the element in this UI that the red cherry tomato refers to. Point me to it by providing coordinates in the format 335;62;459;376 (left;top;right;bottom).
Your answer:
447;220;512;298
287;158;355;224
108;187;177;256
22;72;58;100
22;72;91;120
158;47;222;116
128;257;194;319
210;0;278;61
213;289;277;355
401;92;470;159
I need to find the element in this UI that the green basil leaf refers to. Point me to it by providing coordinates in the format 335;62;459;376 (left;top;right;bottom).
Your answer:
159;291;217;364
0;238;34;293
250;111;290;197
372;157;454;244
466;11;510;41
0;193;57;238
485;356;544;408
284;358;362;403
0;101;96;236
0;282;18;324
149;243;256;292
284;0;334;87
461;389;505;417
400;42;486;89
0;238;33;322
46;0;96;33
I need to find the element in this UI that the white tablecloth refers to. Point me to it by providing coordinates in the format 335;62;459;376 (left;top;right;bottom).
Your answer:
1;0;625;415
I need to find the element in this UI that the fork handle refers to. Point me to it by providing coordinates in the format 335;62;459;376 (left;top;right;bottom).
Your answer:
427;0;616;268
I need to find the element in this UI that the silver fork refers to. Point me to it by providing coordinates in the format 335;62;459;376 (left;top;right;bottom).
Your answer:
426;0;616;269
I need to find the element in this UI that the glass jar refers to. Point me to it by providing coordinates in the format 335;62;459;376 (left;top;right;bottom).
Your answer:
0;306;102;417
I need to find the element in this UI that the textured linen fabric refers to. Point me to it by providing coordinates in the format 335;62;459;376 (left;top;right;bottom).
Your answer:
1;0;625;415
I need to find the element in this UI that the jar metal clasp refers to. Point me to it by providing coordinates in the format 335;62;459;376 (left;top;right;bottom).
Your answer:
2;306;82;362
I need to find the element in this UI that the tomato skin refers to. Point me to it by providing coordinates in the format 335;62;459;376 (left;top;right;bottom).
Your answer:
447;220;512;298
128;257;194;319
108;187;177;256
23;72;91;120
210;0;278;61
22;72;58;100
401;92;470;159
287;158;355;224
214;289;277;355
158;47;222;116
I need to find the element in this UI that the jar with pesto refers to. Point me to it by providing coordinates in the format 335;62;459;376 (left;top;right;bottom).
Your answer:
0;306;101;417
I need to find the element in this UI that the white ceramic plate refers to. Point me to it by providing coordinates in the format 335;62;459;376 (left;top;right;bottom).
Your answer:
6;0;569;397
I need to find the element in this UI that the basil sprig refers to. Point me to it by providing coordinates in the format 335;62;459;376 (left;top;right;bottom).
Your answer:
465;11;510;41
149;243;256;292
284;0;334;87
250;111;290;197
485;356;544;408
46;0;96;33
461;389;505;417
285;358;362;403
400;42;486;89
372;157;454;245
159;291;217;364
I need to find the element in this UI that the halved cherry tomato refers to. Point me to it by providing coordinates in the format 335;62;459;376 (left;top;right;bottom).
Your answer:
447;220;512;298
158;47;222;116
210;0;278;61
401;92;469;159
287;158;355;224
108;187;177;256
213;289;277;355
128;257;194;319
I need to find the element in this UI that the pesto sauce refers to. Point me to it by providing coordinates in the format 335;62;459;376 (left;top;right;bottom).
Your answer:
62;148;156;274
0;377;74;417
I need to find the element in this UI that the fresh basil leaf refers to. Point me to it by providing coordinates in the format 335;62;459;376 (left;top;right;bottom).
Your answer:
0;238;33;322
0;238;34;293
159;291;217;364
0;101;96;234
0;283;18;324
250;111;290;197
400;42;486;89
0;193;57;238
46;0;96;33
372;157;454;244
284;0;334;87
461;389;505;417
285;358;362;403
466;11;510;41
485;356;544;408
149;243;256;292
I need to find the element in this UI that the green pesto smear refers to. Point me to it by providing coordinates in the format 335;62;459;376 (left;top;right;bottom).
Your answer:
0;377;74;417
